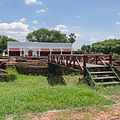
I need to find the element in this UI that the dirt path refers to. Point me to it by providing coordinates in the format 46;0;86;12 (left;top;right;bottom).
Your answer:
21;105;119;120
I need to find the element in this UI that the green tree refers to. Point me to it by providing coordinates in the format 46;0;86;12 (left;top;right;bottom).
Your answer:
26;28;69;43
0;35;17;54
90;39;120;54
77;49;83;54
81;44;91;53
68;33;76;43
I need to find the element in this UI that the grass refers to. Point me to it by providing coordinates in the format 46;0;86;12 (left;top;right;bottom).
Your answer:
96;85;120;103
0;71;117;119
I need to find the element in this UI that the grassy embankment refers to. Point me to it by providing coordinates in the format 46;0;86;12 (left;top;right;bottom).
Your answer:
0;70;119;119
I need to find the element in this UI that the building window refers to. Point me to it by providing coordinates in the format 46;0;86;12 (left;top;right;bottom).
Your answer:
37;51;39;55
22;51;24;55
40;52;50;56
9;51;20;56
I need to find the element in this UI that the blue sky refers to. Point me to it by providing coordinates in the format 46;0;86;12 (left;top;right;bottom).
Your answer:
0;0;120;49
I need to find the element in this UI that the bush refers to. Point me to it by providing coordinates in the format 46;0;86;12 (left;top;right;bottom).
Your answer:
113;53;120;58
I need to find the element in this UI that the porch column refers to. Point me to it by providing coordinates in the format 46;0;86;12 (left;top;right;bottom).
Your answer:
20;49;22;57
39;49;40;57
39;50;41;56
50;50;52;55
8;49;9;56
20;48;24;57
61;50;62;55
37;49;39;57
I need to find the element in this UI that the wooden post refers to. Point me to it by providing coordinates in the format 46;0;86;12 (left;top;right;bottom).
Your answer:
49;54;51;62
109;54;112;65
61;56;63;65
48;55;49;61
83;55;86;77
60;56;62;65
79;57;81;62
96;56;98;64
57;56;58;64
73;56;76;68
86;56;88;63
66;56;68;66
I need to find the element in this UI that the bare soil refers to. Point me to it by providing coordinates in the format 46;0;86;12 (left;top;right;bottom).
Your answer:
19;92;120;120
22;105;120;120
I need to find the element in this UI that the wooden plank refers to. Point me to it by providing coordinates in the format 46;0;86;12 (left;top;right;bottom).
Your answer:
50;62;81;72
90;71;113;74
96;81;120;85
109;54;112;64
86;68;96;85
87;65;109;68
93;76;117;80
90;57;96;64
50;54;110;57
110;67;120;81
98;57;107;66
76;59;84;71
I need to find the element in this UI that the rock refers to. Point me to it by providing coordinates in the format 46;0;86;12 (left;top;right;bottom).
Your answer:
40;117;50;120
32;116;39;120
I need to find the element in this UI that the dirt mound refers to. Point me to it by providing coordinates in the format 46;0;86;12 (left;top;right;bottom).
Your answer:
8;57;49;75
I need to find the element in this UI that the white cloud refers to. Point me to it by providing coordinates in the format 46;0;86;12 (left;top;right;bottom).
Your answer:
89;37;97;43
19;18;26;22
0;22;30;41
25;0;37;5
54;24;69;32
60;29;69;32
31;26;37;30
42;22;46;25
36;1;42;5
76;16;80;18
75;33;82;38
107;36;116;39
36;9;46;13
32;20;38;24
25;0;42;5
116;21;120;25
118;13;120;15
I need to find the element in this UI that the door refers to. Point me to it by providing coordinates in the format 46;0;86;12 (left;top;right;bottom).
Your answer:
28;50;33;56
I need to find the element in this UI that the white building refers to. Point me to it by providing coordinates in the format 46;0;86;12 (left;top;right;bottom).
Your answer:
7;42;73;57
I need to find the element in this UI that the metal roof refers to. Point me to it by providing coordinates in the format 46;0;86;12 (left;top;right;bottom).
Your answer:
8;42;73;49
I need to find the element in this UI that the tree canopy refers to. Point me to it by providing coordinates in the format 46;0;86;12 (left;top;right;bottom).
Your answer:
81;44;91;53
26;28;76;43
90;39;120;54
0;35;17;53
68;33;76;43
79;39;120;54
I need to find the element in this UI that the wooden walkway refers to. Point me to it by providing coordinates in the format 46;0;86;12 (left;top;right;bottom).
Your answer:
48;54;120;86
48;54;112;74
76;62;107;68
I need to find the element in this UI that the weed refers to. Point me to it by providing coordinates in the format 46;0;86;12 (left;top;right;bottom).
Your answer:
0;72;116;119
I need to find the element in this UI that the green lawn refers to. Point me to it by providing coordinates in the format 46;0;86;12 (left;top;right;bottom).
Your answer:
0;72;115;119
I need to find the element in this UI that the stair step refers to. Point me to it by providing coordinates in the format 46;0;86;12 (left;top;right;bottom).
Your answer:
87;66;109;68
0;69;6;73
90;71;113;75
96;81;120;85
92;76;117;80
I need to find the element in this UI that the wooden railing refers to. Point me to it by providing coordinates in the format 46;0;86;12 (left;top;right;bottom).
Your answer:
48;54;112;75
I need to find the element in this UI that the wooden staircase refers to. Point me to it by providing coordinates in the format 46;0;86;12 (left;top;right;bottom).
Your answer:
86;66;120;86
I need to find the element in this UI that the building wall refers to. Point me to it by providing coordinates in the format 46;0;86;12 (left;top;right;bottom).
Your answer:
8;42;72;49
8;42;73;57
